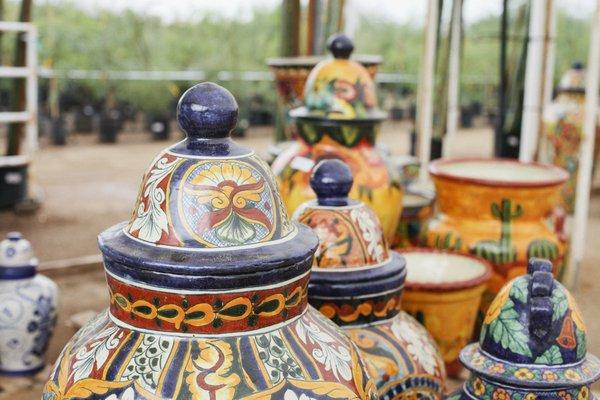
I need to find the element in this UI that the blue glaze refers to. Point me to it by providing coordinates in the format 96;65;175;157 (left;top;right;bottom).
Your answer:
327;33;354;59
310;159;353;206
0;265;36;279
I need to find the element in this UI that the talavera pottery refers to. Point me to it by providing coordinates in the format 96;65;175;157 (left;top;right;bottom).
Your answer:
272;33;402;243
422;158;568;316
448;258;600;400
43;83;378;400
399;249;491;377
393;189;435;249
541;62;600;214
267;53;382;143
294;159;446;399
0;232;58;375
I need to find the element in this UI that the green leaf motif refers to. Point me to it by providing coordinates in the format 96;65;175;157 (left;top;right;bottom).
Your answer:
488;299;533;357
535;345;563;364
551;288;568;322
511;278;529;304
576;329;586;359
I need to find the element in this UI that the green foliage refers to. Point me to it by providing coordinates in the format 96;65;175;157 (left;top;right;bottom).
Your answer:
487;299;532;357
511;277;528;304
551;287;568;322
535;345;563;364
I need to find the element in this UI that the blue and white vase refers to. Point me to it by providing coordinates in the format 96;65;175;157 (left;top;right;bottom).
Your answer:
0;232;58;375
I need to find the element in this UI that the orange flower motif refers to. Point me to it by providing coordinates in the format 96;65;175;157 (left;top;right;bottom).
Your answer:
578;386;590;400
489;363;506;374
471;353;486;366
542;370;559;382
514;368;535;380
472;378;486;396
559;391;573;400
484;282;513;325
492;388;510;400
565;369;582;382
525;393;537;400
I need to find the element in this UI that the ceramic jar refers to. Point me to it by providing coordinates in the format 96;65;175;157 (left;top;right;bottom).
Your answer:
267;53;382;143
422;158;568;313
393;190;435;249
541;63;600;213
0;232;58;375
399;250;491;377
447;258;600;400
273;33;402;243
294;159;446;399
43;83;378;400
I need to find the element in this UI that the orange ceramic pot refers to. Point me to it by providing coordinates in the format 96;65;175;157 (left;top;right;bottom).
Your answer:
400;250;491;378
273;34;402;242
422;158;568;312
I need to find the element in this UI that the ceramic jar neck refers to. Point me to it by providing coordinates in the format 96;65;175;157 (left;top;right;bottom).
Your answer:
295;119;379;148
105;269;310;335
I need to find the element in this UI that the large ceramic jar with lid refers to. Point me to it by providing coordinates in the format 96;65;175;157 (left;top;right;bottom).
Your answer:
447;258;600;400
43;83;377;400
294;159;446;400
422;158;568;313
541;62;600;213
273;33;402;242
0;232;58;375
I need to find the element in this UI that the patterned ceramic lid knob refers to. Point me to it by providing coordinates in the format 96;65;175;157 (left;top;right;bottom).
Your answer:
310;159;353;206
327;33;354;59
0;232;37;268
454;258;600;400
177;82;238;141
557;62;586;93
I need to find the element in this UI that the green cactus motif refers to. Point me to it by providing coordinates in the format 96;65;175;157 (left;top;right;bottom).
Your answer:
471;198;523;265
527;239;559;261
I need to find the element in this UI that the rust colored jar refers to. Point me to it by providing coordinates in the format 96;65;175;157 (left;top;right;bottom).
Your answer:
294;159;446;400
273;33;402;243
448;258;600;400
400;250;491;377
42;83;378;400
422;158;568;313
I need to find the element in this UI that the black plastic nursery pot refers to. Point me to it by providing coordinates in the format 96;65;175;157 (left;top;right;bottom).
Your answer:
0;156;29;209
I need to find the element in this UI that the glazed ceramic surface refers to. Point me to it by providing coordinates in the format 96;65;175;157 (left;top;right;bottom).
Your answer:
447;258;600;400
273;34;402;242
0;232;58;375
541;63;600;213
295;159;446;400
423;158;568;313
393;190;434;249
267;54;381;142
43;83;377;400
400;250;491;377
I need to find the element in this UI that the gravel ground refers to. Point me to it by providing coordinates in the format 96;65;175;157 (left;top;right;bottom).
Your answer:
1;119;598;398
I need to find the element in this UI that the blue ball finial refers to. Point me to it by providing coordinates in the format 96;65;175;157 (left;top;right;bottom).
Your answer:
177;82;238;143
327;33;354;59
310;159;353;206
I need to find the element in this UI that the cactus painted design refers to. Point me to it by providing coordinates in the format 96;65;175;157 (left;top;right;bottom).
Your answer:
471;199;523;265
527;239;559;261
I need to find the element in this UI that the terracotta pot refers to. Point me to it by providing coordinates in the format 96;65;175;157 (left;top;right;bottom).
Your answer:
447;258;600;400
43;83;378;400
273;34;402;242
295;159;446;399
393;190;435;249
267;54;382;142
541;63;600;214
399;249;492;377
422;158;568;312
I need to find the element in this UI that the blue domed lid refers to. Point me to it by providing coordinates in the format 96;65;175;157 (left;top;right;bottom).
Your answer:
98;82;318;290
460;258;600;389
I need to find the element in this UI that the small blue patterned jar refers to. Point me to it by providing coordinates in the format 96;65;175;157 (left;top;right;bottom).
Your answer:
448;258;600;400
0;232;58;375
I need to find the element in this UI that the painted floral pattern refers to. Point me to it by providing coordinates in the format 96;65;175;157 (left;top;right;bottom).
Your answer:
390;313;442;376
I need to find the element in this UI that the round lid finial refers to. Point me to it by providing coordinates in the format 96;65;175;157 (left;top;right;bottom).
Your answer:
176;82;238;143
327;33;354;59
573;61;584;70
310;159;353;206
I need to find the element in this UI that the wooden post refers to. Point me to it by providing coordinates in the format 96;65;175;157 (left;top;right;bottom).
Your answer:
565;1;600;288
443;0;463;158
538;0;557;163
418;0;439;181
519;0;546;162
281;0;300;57
6;0;32;156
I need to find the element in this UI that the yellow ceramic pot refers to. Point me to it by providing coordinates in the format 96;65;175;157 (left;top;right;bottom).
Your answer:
422;158;568;310
400;250;492;378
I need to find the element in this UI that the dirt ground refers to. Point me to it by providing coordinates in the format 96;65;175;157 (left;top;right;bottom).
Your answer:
0;119;598;398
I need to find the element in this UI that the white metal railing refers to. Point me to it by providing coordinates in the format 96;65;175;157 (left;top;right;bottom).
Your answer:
0;21;38;154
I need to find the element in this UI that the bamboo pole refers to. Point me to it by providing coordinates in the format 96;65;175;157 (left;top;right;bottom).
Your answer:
281;0;300;57
565;1;600;288
418;0;439;181
519;0;546;162
443;0;463;158
538;0;557;163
